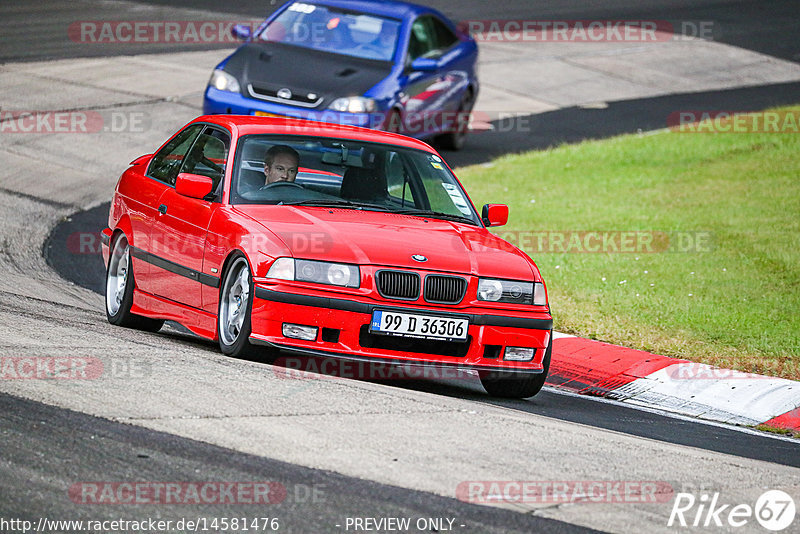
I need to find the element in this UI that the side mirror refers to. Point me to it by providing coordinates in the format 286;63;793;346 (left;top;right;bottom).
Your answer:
176;173;214;199
482;204;509;227
231;24;252;40
410;57;438;72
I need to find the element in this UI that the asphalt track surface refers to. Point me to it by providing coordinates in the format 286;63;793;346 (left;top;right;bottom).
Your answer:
4;0;800;532
0;393;602;534
43;202;800;469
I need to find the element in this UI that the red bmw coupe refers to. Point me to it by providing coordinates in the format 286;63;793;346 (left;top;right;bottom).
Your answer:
101;115;553;398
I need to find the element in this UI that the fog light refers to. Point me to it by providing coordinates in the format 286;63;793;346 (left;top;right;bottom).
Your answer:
282;323;318;341
504;347;535;362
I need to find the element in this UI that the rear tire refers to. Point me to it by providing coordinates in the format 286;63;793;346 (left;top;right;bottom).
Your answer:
217;256;255;358
105;233;164;332
480;334;552;399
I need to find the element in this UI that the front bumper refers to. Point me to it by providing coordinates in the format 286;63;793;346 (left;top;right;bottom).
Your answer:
203;87;385;129
250;286;552;374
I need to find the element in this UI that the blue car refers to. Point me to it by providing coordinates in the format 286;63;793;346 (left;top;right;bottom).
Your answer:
203;0;479;150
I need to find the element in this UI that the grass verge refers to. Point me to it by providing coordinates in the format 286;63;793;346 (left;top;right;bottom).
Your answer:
457;106;800;380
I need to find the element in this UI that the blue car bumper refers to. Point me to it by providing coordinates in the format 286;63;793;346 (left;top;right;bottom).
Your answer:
204;87;385;129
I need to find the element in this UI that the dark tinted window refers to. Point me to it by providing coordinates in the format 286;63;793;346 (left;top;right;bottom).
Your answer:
408;16;458;61
147;124;203;185
180;127;231;193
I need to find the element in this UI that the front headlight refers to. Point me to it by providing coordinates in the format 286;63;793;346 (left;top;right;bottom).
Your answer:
478;278;546;306
267;258;360;288
208;69;241;93
328;97;377;113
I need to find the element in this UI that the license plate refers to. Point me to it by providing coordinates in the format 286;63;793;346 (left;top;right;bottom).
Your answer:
254;111;284;118
370;310;469;341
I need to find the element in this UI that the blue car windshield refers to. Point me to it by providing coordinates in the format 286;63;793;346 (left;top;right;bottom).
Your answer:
258;2;400;61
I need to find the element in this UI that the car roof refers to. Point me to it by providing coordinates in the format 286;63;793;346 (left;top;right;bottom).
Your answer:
293;0;434;20
193;115;438;152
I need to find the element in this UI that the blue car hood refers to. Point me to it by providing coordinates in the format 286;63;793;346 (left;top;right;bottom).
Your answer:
223;41;393;109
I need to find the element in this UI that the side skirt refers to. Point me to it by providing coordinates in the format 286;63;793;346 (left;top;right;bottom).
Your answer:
132;288;217;340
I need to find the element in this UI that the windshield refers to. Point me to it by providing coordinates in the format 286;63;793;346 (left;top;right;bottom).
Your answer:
231;135;480;225
258;2;401;61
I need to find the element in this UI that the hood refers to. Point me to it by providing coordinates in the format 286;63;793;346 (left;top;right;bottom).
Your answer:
223;41;393;109
234;205;537;280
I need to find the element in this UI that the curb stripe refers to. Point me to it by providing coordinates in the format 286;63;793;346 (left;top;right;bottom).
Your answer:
547;336;800;431
763;408;800;431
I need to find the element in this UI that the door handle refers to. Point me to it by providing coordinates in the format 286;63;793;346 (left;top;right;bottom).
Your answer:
158;204;167;215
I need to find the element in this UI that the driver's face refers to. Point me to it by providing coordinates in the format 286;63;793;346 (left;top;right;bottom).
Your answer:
264;154;299;184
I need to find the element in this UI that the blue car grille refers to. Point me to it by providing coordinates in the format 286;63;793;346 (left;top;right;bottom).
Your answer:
247;84;323;108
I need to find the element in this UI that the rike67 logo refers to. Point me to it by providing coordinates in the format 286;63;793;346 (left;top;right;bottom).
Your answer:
668;490;796;531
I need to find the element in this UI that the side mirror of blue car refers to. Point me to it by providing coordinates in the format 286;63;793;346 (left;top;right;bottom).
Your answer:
410;57;438;72
231;24;252;41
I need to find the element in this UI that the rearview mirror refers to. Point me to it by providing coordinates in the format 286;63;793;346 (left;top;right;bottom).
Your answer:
176;173;214;199
231;24;252;40
482;204;509;227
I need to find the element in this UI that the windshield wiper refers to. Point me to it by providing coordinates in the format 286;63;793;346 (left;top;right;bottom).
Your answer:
389;209;478;225
281;199;387;211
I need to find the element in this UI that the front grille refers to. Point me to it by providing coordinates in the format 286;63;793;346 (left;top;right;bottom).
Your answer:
424;275;467;304
247;84;323;108
376;270;420;300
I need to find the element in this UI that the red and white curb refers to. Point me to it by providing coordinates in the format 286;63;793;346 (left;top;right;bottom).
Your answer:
546;333;800;431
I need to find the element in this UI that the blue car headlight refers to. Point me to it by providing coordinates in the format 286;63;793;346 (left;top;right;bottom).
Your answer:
328;97;377;113
208;69;241;93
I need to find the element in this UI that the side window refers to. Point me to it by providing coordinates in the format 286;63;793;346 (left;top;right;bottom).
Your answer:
179;127;231;193
408;18;435;61
430;17;458;50
147;125;203;186
407;16;457;61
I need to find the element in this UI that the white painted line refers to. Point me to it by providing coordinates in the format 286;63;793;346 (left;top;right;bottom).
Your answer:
551;331;575;340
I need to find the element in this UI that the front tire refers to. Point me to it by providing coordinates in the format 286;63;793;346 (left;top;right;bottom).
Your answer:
480;334;552;399
436;89;474;151
218;256;254;357
105;233;164;332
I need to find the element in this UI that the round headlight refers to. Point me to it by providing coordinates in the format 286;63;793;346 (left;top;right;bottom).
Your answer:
327;264;351;286
300;263;318;280
508;284;523;299
478;279;504;301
